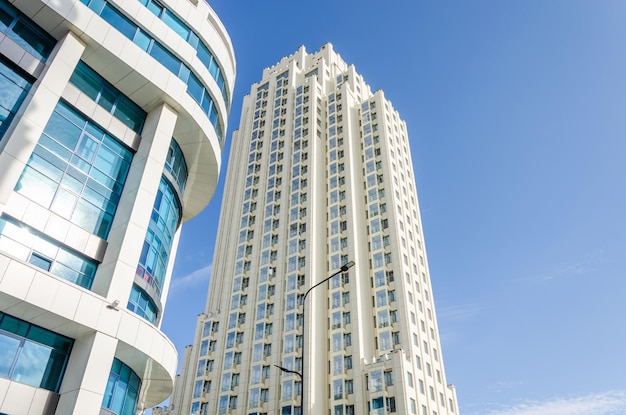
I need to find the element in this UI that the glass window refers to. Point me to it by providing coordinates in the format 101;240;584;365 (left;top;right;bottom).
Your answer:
0;0;55;60
249;387;260;408
369;370;383;392
333;379;343;400
81;0;226;141
100;3;137;39
149;42;181;75
0;216;98;289
284;333;294;353
186;72;204;106
136;0;228;103
162;9;189;39
193;379;202;398
136;177;181;298
16;101;133;239
165;139;188;194
127;284;158;324
282;380;293;401
376;290;387;307
102;358;141;415
379;331;392;351
0;311;73;392
0;56;32;140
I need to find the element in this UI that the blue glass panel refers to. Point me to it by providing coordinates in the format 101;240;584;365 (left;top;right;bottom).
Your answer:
134;30;151;51
44;113;83;150
187;73;203;104
0;334;20;376
84;0;226;139
12;341;52;387
101;4;136;39
0;5;11;27
127;284;157;324
196;43;212;68
70;62;146;134
16;101;132;239
113;97;145;132
15;166;57;206
162;10;189;39
0;0;55;60
102;358;141;415
165;139;188;194
0;217;97;289
0;311;73;392
149;42;181;74
0;57;32;140
145;0;162;16
69;62;101;100
135;177;180;297
98;86;116;112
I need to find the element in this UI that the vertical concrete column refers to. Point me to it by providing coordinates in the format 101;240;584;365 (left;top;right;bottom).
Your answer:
55;331;117;414
92;103;178;306
0;31;85;210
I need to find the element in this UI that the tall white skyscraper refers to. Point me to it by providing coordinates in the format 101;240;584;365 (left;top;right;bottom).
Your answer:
0;0;234;413
175;44;459;415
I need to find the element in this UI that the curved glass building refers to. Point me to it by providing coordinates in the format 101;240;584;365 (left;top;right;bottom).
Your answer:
0;0;234;413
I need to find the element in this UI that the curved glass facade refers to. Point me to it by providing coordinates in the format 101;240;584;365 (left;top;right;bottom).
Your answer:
102;358;141;415
137;0;229;104
80;0;225;141
15;101;133;239
127;284;158;324
135;177;180;298
70;61;147;133
165;139;188;195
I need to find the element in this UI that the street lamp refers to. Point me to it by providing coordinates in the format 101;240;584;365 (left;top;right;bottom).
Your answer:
276;260;355;415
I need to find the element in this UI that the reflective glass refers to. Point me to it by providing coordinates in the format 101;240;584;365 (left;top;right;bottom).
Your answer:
0;334;19;376
0;0;55;59
101;4;136;39
0;57;32;139
16;101;132;239
162;10;189;39
0;311;73;392
82;0;226;138
127;284;158;324
102;358;141;415
135;177;180;298
70;62;146;133
0;216;98;289
165;139;188;194
13;341;51;386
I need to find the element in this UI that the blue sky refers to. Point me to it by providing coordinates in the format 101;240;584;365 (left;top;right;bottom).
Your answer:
162;1;626;414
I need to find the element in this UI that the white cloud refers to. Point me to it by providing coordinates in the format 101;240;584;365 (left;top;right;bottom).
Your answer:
482;391;626;415
486;380;525;393
170;264;212;291
437;303;481;322
536;261;591;282
517;250;605;285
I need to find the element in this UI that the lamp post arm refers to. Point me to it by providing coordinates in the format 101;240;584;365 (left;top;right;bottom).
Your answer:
302;261;356;304
274;364;303;380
